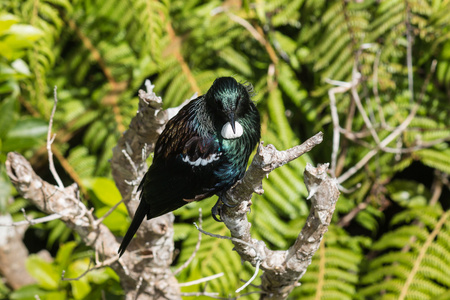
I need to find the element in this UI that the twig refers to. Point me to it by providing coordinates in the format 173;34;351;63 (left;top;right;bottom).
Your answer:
95;199;125;226
180;292;221;298
350;73;380;144
61;255;120;281
194;222;257;252
417;59;437;103
236;259;260;293
225;12;265;47
337;200;370;227
134;276;143;300
61;260;92;281
174;208;203;275
238;279;260;289
405;5;414;104
144;79;155;93
0;210;65;227
122;149;138;178
223;11;278;65
337;92;419;184
326;76;359;177
178;273;224;287
337;59;438;184
180;291;264;299
372;49;388;128
47;86;64;190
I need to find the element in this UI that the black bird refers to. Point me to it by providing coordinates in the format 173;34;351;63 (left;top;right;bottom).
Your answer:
118;77;261;257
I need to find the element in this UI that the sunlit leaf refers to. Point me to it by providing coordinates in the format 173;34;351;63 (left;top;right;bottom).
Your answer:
25;255;59;290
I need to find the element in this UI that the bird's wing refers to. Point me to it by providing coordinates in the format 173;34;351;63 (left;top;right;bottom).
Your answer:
154;100;221;166
139;100;224;218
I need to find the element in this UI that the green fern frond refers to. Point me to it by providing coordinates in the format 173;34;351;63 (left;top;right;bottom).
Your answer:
67;146;96;178
294;226;363;299
360;207;450;298
415;148;450;174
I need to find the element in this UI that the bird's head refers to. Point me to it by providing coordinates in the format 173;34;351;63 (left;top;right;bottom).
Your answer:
205;77;252;139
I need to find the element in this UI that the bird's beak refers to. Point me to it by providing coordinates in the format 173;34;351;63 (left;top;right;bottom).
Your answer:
228;112;236;134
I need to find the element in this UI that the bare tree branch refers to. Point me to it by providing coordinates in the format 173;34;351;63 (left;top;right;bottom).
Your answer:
5;81;339;300
216;134;340;299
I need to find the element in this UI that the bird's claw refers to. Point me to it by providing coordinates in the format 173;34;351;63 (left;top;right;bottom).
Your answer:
211;196;238;222
221;196;237;208
211;200;223;222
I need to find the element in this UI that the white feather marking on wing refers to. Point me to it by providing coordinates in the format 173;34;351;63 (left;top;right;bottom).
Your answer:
182;153;221;166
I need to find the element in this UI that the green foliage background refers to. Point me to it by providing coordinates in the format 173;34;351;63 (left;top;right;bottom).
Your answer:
1;0;449;299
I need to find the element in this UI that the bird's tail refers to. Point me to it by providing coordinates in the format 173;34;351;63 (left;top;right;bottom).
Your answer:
118;200;148;257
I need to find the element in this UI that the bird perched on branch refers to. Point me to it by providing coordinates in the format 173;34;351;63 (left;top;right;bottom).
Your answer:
118;77;260;257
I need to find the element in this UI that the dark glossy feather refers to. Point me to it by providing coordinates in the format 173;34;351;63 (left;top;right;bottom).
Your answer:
118;77;260;257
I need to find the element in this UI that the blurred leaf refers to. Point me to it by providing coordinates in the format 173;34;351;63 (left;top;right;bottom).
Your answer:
0;14;19;33
55;241;78;270
25;255;59;290
88;177;127;214
2;117;48;152
0;168;11;213
387;179;429;208
0;24;43;60
0;96;16;139
67;258;91;299
10;285;65;300
6;117;48;139
11;59;31;76
96;206;128;234
6;24;44;41
47;219;73;247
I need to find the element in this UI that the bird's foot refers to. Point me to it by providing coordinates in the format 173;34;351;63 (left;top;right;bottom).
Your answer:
211;200;223;222
221;196;237;208
212;196;238;222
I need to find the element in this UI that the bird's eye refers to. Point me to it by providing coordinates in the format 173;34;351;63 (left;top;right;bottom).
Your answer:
235;96;241;109
215;99;223;110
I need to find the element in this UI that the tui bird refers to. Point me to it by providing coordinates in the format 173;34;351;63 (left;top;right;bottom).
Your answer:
118;77;260;257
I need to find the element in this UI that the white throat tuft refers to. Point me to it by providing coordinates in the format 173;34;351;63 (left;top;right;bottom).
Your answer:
221;121;244;139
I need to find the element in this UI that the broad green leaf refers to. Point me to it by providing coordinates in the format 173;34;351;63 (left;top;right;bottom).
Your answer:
387;180;429;208
6;24;44;41
89;177;127;214
55;241;78;270
71;279;91;300
0;14;19;33
11;59;31;76
86;268;114;285
0;96;16;139
96;206;129;233
10;284;65;300
0;169;11;213
25;255;59;290
2;117;48;151
0;80;19;96
47;219;72;247
6;117;48;139
67;259;91;299
2;136;44;152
